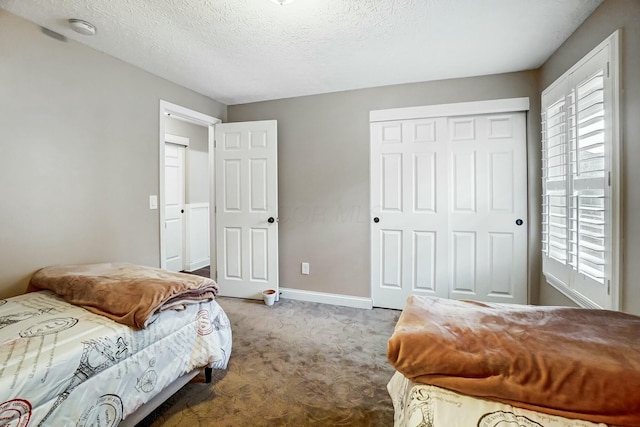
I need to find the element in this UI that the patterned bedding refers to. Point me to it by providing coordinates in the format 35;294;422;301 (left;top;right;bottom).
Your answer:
388;372;607;427
0;290;231;426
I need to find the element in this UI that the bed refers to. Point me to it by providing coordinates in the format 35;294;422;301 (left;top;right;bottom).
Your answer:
0;263;232;427
387;296;640;427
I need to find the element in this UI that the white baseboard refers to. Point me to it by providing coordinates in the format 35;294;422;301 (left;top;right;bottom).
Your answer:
279;287;373;310
186;259;209;272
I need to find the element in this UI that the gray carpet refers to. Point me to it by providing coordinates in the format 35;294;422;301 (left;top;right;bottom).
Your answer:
137;296;401;426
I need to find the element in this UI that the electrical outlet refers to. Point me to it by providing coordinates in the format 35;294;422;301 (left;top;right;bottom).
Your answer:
301;262;310;275
149;195;158;210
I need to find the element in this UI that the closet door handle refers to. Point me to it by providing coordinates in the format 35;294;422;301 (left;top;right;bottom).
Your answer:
373;217;380;223
268;217;275;224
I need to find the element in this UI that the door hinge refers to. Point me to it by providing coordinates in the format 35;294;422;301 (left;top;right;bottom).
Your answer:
607;279;611;295
608;171;611;186
214;139;217;148
606;62;610;78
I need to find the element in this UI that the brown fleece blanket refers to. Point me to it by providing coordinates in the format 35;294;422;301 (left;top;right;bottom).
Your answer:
388;295;640;426
28;263;218;329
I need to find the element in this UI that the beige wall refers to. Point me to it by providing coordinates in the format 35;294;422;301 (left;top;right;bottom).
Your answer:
229;71;541;300
0;11;226;299
539;0;640;314
7;2;631;309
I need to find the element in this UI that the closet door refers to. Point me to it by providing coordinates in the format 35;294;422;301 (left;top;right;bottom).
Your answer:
370;118;450;309
371;112;527;309
447;113;527;304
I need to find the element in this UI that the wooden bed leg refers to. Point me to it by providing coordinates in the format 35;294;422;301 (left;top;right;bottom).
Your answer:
204;367;212;383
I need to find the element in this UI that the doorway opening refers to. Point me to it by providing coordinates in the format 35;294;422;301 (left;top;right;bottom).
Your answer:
159;101;221;280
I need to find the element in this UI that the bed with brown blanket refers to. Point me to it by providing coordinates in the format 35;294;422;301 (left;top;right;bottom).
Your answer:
387;295;640;427
1;262;232;427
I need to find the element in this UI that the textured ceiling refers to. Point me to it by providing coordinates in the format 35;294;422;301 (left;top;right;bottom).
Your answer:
1;0;603;105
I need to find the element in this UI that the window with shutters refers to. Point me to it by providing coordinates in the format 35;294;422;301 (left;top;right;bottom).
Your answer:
541;30;620;310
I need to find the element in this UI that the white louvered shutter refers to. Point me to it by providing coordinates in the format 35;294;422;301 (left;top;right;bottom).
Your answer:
541;97;569;264
572;70;606;283
541;31;618;310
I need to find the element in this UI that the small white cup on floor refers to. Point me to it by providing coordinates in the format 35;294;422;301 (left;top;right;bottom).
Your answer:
262;289;277;306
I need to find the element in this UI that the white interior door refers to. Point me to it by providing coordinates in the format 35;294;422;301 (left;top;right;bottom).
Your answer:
164;143;186;272
371;118;450;309
215;120;278;299
371;112;527;309
447;113;527;303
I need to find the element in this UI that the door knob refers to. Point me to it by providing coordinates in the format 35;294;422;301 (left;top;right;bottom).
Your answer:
181;209;184;214
373;217;380;223
516;219;523;226
268;217;275;224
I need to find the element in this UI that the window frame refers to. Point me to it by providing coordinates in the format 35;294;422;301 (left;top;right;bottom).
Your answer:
541;30;621;310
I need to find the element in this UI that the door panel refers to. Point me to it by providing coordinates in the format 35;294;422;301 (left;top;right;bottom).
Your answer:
450;118;475;140
488;232;514;295
451;150;477;212
413;231;436;291
223;160;241;211
451;231;477;295
489;151;514;212
381;154;403;211
414;153;437;213
250;159;268;211
224;227;242;279
250;228;268;281
381;230;403;288
215;120;278;299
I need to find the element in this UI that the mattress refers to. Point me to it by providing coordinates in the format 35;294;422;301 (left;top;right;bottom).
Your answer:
388;372;607;427
0;290;231;426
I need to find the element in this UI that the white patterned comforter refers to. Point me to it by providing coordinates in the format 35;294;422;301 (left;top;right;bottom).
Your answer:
388;372;608;427
0;290;231;426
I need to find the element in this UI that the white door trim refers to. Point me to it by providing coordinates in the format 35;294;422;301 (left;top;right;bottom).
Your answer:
370;97;530;122
159;100;221;273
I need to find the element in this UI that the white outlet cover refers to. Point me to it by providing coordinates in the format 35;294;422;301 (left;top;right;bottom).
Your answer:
149;195;158;210
301;262;310;275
